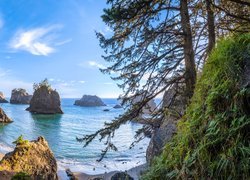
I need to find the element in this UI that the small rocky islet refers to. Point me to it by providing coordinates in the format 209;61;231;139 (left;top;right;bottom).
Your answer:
0;92;8;103
26;84;63;114
74;95;106;107
10;88;32;104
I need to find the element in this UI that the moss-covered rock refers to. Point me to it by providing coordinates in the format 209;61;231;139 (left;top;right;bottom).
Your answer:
143;34;250;179
0;136;58;179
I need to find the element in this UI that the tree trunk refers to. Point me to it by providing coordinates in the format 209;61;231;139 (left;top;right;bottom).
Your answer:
206;0;216;53
180;0;196;98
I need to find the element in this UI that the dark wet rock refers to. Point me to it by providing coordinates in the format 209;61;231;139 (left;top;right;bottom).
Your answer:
111;172;134;180
74;95;106;107
103;109;110;111
0;92;8;103
0;136;58;179
26;86;63;114
113;104;122;109
146;84;187;163
10;88;32;104
0;107;12;123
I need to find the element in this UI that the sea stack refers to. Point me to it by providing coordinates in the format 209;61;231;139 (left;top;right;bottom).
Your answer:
10;88;32;104
0;107;12;123
26;79;63;114
74;95;106;107
0;92;8;103
0;136;58;179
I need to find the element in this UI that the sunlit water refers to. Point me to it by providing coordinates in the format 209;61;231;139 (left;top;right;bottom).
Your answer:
0;98;149;176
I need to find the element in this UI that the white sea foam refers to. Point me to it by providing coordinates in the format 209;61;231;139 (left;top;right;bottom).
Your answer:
57;157;146;175
0;142;13;154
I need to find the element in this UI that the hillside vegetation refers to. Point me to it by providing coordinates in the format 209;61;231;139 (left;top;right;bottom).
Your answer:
143;33;250;179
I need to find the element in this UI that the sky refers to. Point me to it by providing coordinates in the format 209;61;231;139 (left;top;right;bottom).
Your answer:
0;0;122;98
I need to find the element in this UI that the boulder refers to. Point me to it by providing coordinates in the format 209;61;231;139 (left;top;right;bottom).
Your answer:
0;107;12;123
146;84;187;163
0;136;58;179
74;95;106;107
10;88;32;104
111;172;134;180
26;86;63;114
113;104;122;109
0;92;8;103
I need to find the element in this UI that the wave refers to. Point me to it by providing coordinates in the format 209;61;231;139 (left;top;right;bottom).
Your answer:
0;142;13;154
57;156;146;175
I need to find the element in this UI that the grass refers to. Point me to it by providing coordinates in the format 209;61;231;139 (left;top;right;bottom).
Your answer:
143;33;250;179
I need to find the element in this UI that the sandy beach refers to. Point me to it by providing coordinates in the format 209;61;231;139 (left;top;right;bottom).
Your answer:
69;164;147;180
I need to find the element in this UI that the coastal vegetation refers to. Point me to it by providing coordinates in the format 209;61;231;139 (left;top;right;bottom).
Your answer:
143;33;250;179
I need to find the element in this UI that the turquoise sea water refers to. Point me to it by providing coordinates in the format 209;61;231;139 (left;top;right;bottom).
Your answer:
0;98;149;175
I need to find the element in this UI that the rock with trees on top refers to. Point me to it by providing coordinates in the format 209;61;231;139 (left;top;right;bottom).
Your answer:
26;79;63;114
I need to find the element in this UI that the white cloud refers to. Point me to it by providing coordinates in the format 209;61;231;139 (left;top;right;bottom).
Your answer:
79;80;85;84
9;25;64;56
55;38;72;46
88;61;106;69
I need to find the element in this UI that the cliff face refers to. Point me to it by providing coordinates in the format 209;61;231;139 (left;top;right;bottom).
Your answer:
0;92;8;103
26;86;63;114
0;108;12;123
146;84;187;163
74;95;106;107
10;88;32;104
0;136;58;180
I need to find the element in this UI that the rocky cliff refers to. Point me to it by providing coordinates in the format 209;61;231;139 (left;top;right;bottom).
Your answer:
10;88;32;104
0;136;58;179
74;95;106;107
0;108;12;123
0;92;8;103
26;86;63;114
146;84;187;163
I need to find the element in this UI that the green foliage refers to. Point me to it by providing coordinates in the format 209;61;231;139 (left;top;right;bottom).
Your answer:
33;78;51;91
13;135;29;146
143;33;250;179
12;172;31;180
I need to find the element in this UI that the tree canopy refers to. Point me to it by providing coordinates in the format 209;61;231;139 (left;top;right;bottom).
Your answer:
78;0;250;161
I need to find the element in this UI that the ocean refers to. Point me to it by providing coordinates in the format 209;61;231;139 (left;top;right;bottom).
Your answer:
0;98;149;175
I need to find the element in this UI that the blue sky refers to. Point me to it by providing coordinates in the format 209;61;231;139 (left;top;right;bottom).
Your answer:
0;0;121;98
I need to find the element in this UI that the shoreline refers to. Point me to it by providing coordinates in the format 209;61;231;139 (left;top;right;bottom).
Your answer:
0;151;147;180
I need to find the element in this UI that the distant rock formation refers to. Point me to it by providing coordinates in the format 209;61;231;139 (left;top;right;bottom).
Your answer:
0;92;8;103
0;136;58;179
10;88;32;104
113;104;122;109
0;107;12;123
26;85;63;114
74;95;106;107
